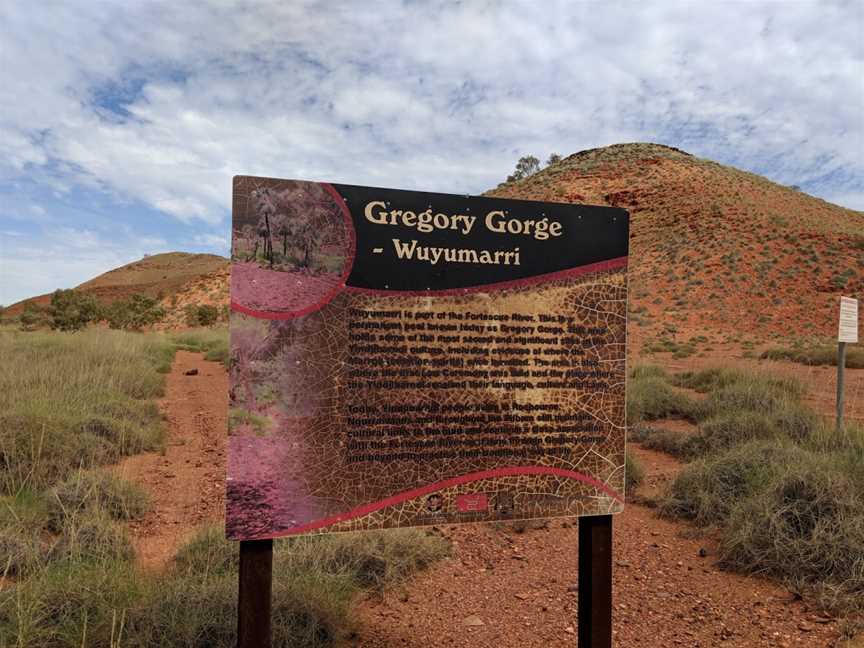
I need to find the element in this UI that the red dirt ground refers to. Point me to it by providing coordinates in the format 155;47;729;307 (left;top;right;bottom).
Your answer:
113;350;227;569
338;443;842;648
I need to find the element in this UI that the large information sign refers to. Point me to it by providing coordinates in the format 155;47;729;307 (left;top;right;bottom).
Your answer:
227;176;629;540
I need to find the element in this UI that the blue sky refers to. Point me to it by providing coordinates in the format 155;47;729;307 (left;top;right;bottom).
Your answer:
1;1;862;305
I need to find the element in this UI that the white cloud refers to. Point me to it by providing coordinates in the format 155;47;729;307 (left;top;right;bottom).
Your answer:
0;0;861;227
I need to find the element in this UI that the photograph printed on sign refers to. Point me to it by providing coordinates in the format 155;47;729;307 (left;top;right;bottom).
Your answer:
227;176;629;541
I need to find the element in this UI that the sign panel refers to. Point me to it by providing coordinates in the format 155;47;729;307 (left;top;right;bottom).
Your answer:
227;176;629;540
839;296;859;343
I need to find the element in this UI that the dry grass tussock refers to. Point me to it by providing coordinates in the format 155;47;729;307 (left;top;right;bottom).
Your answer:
630;365;864;613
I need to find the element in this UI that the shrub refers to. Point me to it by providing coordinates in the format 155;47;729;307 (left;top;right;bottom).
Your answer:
283;529;451;592
134;525;450;647
48;289;100;332
720;457;864;611
228;408;271;435
696;371;805;422
761;346;864;369
640;428;706;459
0;560;142;647
627;375;695;423
660;441;806;526
0;521;42;577
672;367;747;393
19;301;49;331
184;304;220;327
104;294;165;331
170;327;229;367
133;563;352;648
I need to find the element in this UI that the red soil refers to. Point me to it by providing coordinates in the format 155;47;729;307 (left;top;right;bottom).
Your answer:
340;444;842;648
113;350;227;569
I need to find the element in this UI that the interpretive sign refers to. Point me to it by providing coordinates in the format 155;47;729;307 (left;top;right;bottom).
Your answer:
839;296;859;344
226;176;629;540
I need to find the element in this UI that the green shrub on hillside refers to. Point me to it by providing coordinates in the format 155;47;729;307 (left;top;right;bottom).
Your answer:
625;450;644;496
104;293;165;331
0;559;142;647
48;513;135;564
18;301;49;331
48;289;100;332
184;303;220;327
0;524;450;647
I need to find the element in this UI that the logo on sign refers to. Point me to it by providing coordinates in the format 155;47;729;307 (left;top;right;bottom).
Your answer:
456;493;489;512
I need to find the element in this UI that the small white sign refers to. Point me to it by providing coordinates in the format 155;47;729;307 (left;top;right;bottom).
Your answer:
838;296;859;343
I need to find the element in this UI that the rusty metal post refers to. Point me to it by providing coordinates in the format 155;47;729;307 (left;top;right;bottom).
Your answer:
578;514;613;648
237;539;273;648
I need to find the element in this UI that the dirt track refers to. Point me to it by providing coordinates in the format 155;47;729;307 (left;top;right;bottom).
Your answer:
114;351;227;569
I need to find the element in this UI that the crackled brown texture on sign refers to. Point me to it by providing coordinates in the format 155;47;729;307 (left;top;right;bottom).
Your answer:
227;266;626;539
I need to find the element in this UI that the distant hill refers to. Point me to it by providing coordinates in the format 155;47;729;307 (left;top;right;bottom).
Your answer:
8;144;861;342
6;252;229;324
488;143;863;346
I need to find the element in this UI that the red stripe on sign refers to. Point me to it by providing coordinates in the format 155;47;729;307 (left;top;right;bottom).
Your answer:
238;465;624;540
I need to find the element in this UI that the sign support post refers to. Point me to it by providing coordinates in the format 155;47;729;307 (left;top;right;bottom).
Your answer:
237;539;273;648
578;514;613;648
836;341;847;434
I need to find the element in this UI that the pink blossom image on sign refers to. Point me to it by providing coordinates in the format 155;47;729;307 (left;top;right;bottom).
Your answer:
230;179;352;316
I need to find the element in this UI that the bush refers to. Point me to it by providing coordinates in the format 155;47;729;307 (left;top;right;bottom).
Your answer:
627;374;695;423
18;301;49;331
135;525;450;647
184;304;220;327
696;371;805;422
48;289;100;332
640;428;706;459
720;456;864;611
284;529;451;592
133;563;352;648
45;471;149;533
0;560;142;647
660;441;807;526
672;367;747;393
0;522;42;577
104;293;165;331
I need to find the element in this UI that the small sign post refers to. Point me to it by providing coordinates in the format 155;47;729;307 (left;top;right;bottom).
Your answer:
836;296;859;434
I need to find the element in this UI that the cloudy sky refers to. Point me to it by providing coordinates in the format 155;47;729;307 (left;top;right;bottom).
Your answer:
1;1;862;305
